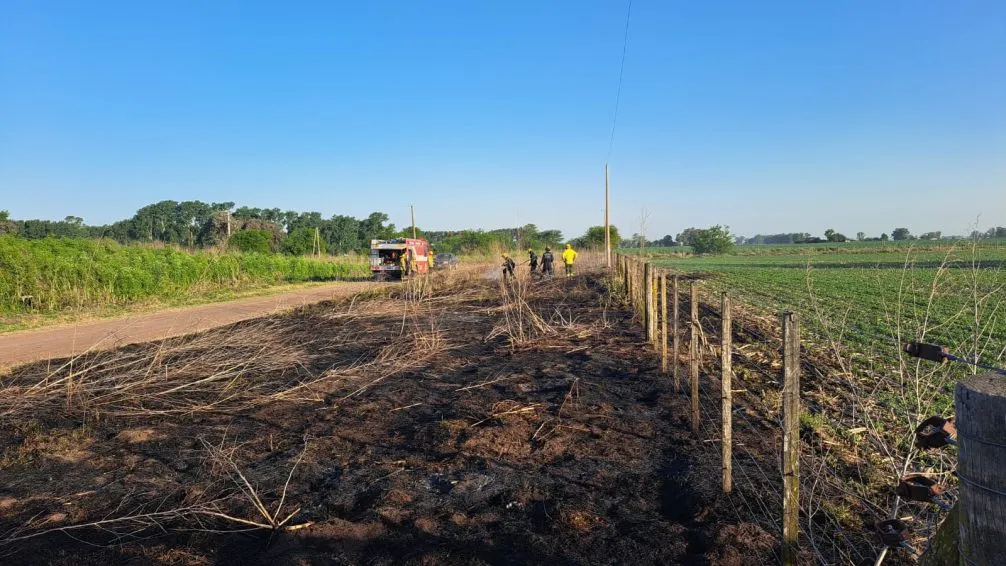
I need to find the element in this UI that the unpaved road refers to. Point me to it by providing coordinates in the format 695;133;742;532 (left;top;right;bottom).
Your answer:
0;282;381;369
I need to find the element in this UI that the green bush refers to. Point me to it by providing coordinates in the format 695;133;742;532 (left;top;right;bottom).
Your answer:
229;230;272;253
283;227;319;255
691;226;735;255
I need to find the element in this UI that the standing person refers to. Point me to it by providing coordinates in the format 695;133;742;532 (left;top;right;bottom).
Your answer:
528;248;538;273
562;243;577;278
541;247;554;278
398;250;408;278
428;247;435;271
502;253;516;279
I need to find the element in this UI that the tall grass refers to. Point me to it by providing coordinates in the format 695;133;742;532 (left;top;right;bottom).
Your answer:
0;236;370;314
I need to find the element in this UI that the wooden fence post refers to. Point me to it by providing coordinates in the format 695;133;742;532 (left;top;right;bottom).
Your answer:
644;262;653;340
651;271;659;349
782;312;800;566
721;292;732;493
626;259;633;309
638;261;645;319
690;282;700;436
632;259;639;316
672;275;680;393
627;259;634;309
956;372;1006;565
660;272;668;373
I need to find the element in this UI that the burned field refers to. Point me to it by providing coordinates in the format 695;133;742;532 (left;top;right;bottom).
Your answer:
0;270;775;565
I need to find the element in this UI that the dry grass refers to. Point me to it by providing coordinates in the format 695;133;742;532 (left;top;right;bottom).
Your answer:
0;259;627;559
1;436;314;548
0;275;476;422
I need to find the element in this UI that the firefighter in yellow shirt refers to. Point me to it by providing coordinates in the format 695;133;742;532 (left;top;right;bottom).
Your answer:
561;244;577;278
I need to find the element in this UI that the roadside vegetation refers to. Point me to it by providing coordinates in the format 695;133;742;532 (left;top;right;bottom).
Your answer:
0;236;369;317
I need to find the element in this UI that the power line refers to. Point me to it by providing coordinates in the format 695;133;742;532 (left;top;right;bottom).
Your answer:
606;0;633;164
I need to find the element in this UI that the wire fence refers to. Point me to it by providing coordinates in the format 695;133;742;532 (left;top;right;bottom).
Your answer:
611;247;1006;565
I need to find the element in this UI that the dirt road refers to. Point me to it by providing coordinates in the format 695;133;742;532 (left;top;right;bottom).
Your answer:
0;282;380;369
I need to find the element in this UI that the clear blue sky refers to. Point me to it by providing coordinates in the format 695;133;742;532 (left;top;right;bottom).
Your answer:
2;0;1004;240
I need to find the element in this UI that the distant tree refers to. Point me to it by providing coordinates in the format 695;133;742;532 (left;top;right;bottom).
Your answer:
283;227;320;255
288;211;324;232
824;229;847;243
691;225;734;255
325;215;361;254
517;223;539;249
357;212;396;249
233;206;263;219
892;227;912;241
856;232;866;241
919;231;942;240
984;227;1006;239
538;230;564;247
636;209;651;248
676;228;703;247
0;210;15;235
650;234;675;247
576;225;621;249
229;230;271;253
880;233;890;241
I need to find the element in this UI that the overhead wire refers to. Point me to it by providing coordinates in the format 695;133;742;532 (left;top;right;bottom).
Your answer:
605;0;633;164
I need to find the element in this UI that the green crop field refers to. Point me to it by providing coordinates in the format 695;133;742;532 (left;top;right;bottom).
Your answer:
643;241;1006;362
0;236;370;317
619;241;1006;554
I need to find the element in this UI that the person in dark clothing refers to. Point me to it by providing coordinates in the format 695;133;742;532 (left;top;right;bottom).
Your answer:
502;253;516;279
541;247;554;278
527;249;538;273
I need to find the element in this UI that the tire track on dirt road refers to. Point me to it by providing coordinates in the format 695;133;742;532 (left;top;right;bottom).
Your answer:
0;282;384;370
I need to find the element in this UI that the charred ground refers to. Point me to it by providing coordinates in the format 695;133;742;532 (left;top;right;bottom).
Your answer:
0;268;775;565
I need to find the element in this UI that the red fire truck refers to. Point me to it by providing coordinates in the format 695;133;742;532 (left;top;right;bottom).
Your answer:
369;238;431;280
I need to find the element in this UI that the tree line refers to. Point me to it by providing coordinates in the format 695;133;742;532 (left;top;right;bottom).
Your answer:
615;226;1005;249
0;203;572;256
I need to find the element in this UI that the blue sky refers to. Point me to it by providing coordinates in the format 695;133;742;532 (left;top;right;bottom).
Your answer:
2;0;1004;240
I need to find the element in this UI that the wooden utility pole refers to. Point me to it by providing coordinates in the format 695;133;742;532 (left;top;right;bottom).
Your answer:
660;272;668;373
411;205;417;239
690;282;700;435
782;312;800;566
956;372;1006;565
721;293;732;493
672;275;680;393
604;164;611;268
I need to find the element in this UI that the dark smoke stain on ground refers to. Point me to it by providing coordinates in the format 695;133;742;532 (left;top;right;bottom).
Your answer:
1;272;775;565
